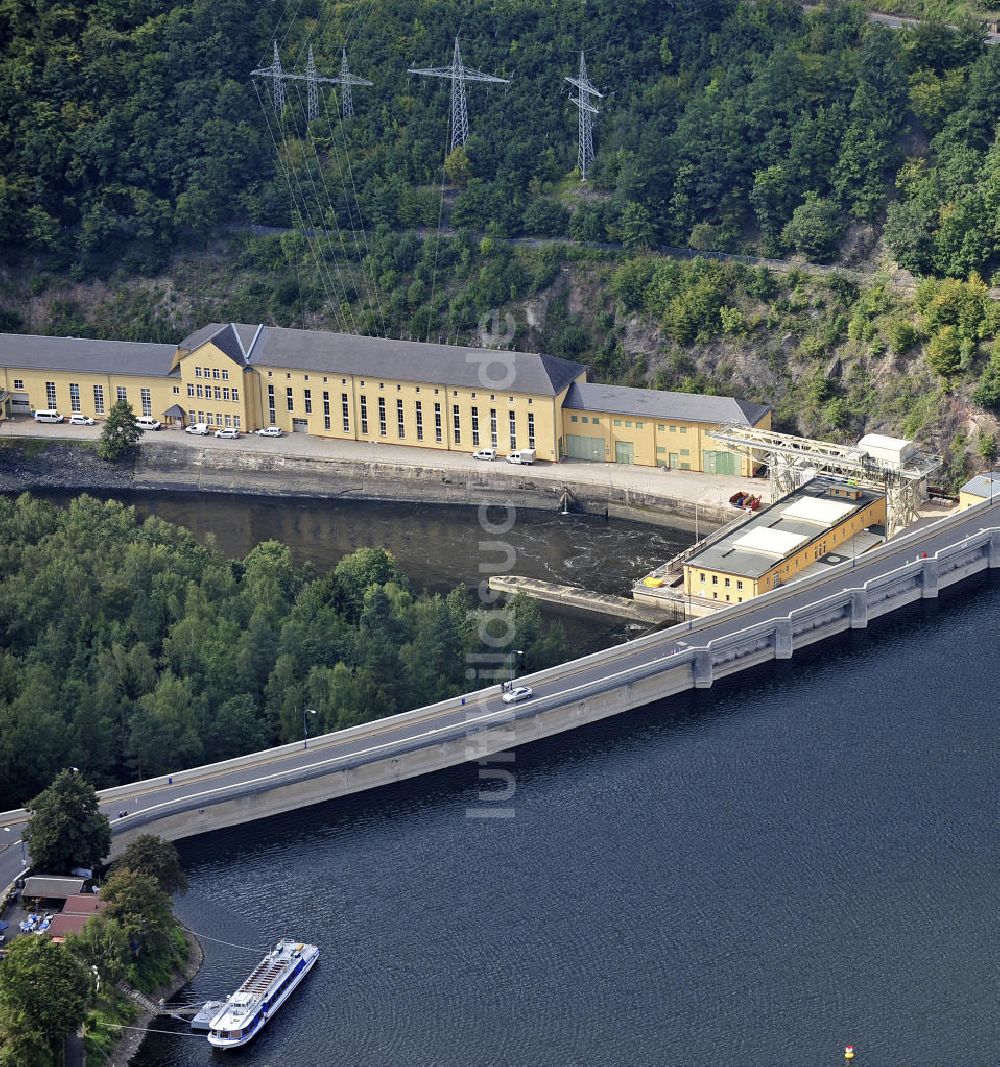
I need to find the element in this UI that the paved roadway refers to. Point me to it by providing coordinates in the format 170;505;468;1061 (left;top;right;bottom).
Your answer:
802;4;1000;45
2;498;997;896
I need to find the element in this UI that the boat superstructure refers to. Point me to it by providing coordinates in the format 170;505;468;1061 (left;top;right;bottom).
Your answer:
207;939;319;1049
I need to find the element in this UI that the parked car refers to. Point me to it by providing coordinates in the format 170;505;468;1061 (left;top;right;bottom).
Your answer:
215;427;240;440
67;414;94;426
255;426;283;438
506;449;536;465
136;416;161;430
472;448;497;461
33;409;63;423
184;423;209;435
501;685;534;704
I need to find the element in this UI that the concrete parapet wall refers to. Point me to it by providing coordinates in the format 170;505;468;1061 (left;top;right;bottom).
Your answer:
132;444;727;530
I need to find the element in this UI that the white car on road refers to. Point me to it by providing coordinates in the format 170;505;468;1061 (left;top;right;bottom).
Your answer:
215;427;240;440
67;415;95;426
472;448;497;461
184;423;209;435
255;426;283;438
501;685;534;704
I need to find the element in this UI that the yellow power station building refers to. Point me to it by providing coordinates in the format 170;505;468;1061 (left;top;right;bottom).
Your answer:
683;476;887;605
0;323;771;470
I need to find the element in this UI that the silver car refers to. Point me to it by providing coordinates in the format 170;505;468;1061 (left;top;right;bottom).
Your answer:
501;685;533;704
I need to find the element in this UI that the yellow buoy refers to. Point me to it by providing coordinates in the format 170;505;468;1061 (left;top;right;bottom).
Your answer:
844;1046;855;1061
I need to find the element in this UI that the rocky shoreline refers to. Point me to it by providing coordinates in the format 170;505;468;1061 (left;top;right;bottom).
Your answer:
0;440;135;492
108;928;205;1066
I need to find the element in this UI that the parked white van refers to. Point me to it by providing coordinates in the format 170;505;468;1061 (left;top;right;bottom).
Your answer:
506;449;536;465
136;416;161;430
33;409;63;423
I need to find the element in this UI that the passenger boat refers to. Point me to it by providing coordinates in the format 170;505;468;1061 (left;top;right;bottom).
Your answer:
207;940;319;1049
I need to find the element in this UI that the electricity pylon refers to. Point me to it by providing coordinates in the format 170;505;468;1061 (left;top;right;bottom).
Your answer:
250;41;288;114
252;43;371;122
565;52;604;180
338;47;372;118
409;38;510;152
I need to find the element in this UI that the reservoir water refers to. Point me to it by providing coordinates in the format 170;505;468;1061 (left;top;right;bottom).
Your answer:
129;546;998;1066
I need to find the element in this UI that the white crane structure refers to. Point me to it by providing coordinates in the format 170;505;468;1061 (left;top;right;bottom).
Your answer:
706;424;940;538
409;38;510;153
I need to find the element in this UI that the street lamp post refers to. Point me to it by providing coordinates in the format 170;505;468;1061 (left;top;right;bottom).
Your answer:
301;708;318;750
507;649;524;690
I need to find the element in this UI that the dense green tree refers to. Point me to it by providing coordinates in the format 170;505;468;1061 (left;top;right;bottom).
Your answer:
781;191;843;262
620;201;655;252
22;770;111;874
100;868;175;960
0;936;91;1062
112;835;187;895
97;399;141;462
0;496;576;806
64;914;132;987
443;147;473;186
926;325;965;379
333;547;407;622
973;347;1000;408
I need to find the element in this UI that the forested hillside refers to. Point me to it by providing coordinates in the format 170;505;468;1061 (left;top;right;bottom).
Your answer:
1;0;999;275
3;2;1000;475
0;493;565;808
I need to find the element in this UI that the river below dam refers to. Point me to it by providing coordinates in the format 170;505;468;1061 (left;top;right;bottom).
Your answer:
132;566;998;1066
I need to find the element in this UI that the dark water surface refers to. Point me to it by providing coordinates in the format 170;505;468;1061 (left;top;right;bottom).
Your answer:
135;576;998;1067
125;492;687;600
110;491;688;651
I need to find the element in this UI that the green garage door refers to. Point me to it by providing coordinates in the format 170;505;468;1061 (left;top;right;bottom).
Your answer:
702;449;739;475
566;434;605;461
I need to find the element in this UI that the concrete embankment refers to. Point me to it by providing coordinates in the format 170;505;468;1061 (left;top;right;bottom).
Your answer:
132;444;728;531
107;929;204;1067
0;439;730;530
488;574;680;624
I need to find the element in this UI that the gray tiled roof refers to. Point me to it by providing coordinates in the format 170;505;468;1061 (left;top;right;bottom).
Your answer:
217;324;584;397
564;381;769;427
567;377;768;422
0;333;178;377
960;473;1000;500
178;323;225;353
178;323;248;363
